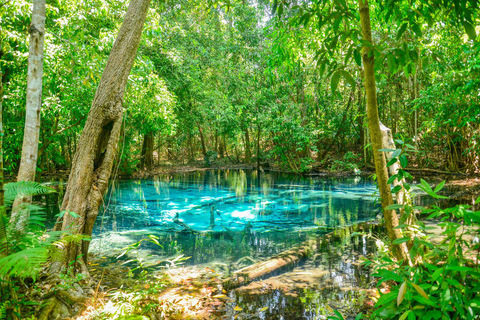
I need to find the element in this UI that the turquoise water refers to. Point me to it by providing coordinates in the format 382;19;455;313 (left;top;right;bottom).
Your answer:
91;170;380;266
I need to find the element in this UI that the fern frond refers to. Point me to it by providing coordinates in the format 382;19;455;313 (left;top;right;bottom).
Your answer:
4;181;55;207
0;246;49;281
0;301;6;320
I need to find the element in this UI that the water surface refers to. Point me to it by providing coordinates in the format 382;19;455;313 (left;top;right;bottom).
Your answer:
91;170;380;267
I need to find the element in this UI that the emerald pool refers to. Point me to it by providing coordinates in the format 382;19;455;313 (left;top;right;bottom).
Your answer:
90;170;381;267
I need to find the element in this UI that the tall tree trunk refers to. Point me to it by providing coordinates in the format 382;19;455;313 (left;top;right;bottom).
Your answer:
10;0;46;230
140;132;154;170
0;70;6;258
256;124;261;170
244;127;251;163
198;123;207;157
358;0;409;264
52;0;151;274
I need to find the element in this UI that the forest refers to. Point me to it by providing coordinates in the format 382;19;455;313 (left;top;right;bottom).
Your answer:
0;0;480;319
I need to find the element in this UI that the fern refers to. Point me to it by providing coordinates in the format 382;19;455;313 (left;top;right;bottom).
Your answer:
0;301;6;320
0;230;62;281
4;181;55;207
0;247;49;281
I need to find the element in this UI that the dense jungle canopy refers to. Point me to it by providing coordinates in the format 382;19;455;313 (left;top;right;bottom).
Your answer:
1;0;478;176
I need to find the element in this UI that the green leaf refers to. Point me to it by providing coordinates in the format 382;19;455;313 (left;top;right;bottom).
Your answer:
392;237;410;245
340;70;355;88
434;180;445;193
354;313;363;320
397;282;407;306
387;157;398;167
386;204;404;210
331;71;341;95
463;21;476;40
410;282;429;300
412;23;422;37
392;185;402;194
354;49;362;66
396;23;408;40
377;269;403;282
399;310;410;320
399;154;408;168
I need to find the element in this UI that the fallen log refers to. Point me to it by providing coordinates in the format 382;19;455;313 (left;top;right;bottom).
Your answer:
222;239;317;289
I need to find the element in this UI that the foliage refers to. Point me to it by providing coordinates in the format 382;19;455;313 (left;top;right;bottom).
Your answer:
364;144;480;320
368;199;480;319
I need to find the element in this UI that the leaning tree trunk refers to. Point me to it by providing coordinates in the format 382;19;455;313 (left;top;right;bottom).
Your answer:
10;0;46;231
53;0;151;274
358;0;410;264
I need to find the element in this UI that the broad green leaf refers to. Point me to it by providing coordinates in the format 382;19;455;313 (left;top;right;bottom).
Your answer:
354;49;362;66
392;185;402;194
331;71;341;95
396;23;408;40
412;23;422;37
463;21;476;40
387;158;398;167
340;70;355;88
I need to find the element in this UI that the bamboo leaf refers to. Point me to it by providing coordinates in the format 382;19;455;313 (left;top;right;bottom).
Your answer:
410;282;429;300
397;282;407;306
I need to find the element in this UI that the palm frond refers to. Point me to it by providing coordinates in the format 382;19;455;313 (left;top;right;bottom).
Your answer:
4;181;56;207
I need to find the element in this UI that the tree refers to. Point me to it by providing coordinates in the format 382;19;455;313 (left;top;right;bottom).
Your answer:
52;0;151;274
358;0;409;263
9;0;46;231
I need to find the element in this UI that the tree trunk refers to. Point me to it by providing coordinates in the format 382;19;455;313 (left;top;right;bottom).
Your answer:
53;0;151;274
358;0;409;264
10;0;46;230
244;127;251;163
140;132;154;170
198;123;207;157
0;70;6;258
256;124;261;170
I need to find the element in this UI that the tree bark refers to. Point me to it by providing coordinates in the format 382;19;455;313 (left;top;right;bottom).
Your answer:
358;0;409;264
197;123;207;157
10;0;46;230
140;132;154;170
0;70;6;258
244;127;251;163
53;0;151;273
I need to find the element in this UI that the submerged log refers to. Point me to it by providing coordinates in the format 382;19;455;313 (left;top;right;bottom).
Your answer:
223;239;317;289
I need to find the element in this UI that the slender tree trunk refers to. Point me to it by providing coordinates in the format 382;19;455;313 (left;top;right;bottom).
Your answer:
245;127;251;163
140;132;154;170
256;124;261;170
197;123;207;157
0;71;6;258
52;0;151;274
10;0;46;230
358;0;409;264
